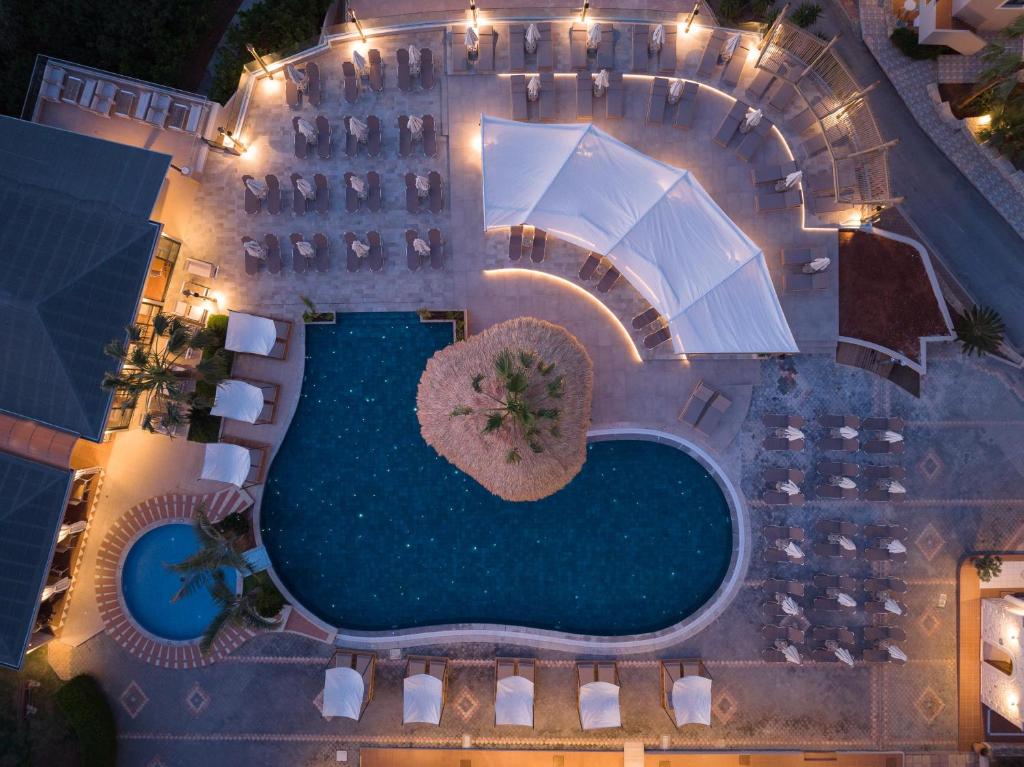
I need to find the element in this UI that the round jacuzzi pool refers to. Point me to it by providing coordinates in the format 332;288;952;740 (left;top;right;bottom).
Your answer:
121;523;235;642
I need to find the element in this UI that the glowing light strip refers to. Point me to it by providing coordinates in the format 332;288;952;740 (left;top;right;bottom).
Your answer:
482;267;643;364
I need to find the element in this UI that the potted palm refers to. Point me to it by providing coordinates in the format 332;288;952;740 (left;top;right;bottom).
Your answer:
199;571;283;654
954;305;1005;357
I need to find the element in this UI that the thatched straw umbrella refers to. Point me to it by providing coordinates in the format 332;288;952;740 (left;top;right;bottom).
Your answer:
417;317;593;502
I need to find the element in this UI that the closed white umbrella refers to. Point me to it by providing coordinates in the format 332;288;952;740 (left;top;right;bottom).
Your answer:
413;238;431;257
245;177;269;199
41;577;71;602
804;257;831;273
323;667;365;720
415;174;430;196
286;63;308;91
671;676;711;726
667;78;684;104
466;24;480;51
349;117;368;143
783;541;803;560
887;539;907;553
527;75;541;102
777;479;800;495
403;674;443;725
408;114;424;136
834;647;855;666
884;598;903;616
496;675;534;727
781;643;802;664
408;45;422;74
836;536;856;551
650;23;666;53
225;311;277;355
780;595;801;615
579;681;621;729
882;430;904;443
593;69;610;97
887;480;907;494
349;174;367;197
784;170;803;189
211;380;265;423
587;23;602;49
243;239;267;261
525;23;541;53
743;108;763;129
832;476;856;489
837;591;857;607
352;240;370;259
837;426;859;439
296;240;315;260
296;177;316;200
886;644;908;662
721;33;741;61
352;49;367;74
200;443;251;487
296;117;318;142
781;426;804;441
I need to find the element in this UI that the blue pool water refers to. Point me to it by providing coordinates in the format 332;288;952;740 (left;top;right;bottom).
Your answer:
260;313;732;636
122;524;232;641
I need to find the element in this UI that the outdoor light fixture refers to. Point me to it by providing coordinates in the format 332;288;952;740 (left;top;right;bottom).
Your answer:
684;2;700;33
978;113;992;125
349;9;367;43
217;127;248;155
245;43;273;78
470;0;478;26
581;1;590;22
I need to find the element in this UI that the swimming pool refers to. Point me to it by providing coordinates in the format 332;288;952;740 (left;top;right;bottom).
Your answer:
121;523;233;642
260;313;733;636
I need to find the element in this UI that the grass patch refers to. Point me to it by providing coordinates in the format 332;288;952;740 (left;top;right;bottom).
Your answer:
54;675;116;767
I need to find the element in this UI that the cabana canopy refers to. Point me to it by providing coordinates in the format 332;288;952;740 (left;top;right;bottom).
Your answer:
200;443;250;488
480;115;798;355
211;380;264;423
404;674;443;725
495;675;534;727
225;311;277;356
671;675;712;726
323;666;364;720
579;681;621;730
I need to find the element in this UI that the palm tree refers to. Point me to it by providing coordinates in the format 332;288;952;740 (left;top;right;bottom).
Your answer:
166;505;251;602
199;571;281;655
954;305;1005;356
103;314;227;437
451;348;563;464
956;17;1024;112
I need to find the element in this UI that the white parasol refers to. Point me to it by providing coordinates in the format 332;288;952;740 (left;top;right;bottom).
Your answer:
780;643;802;664
245;177;269;199
296;177;316;200
415;174;430;196
593;69;610;97
882;430;904;443
784;170;803;188
887;480;907;494
784;541;804;559
41;577;71;602
887;539;907;554
744;108;763;128
781;426;804;441
466;24;480;51
667;78;684;104
413;238;431;257
527;75;541;102
349;174;367;197
408;114;424;137
296;240;314;259
650;23;666;53
832;476;857;489
352;49;367;74
525;23;541;53
286;63;308;91
804;257;832;273
886;644;908;662
721;33;741;62
349;117;369;143
587;23;602;50
837;591;857;607
837;426;859;439
834;647;855;666
408;45;422;75
296;117;317;142
780;595;801;615
243;240;267;260
884;598;903;615
352;240;370;259
836;535;857;551
777;479;801;495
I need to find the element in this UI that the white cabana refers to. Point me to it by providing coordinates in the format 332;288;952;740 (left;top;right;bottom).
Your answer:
404;674;443;725
480;116;797;355
579;681;621;730
200;443;250;487
225;311;277;356
211;380;264;423
671;676;712;726
323;667;365;720
495;675;534;727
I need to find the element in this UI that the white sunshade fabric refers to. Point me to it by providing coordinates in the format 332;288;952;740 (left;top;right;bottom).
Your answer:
403;674;443;725
323;666;365;720
211;380;264;423
671;675;712;726
480;115;798;355
579;680;621;730
495;675;534;727
225;310;277;356
200;443;250;487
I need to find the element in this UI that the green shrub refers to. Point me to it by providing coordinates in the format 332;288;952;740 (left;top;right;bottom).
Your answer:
890;27;950;59
54;676;116;767
245;571;287;619
718;0;747;23
206;313;229;340
790;2;823;27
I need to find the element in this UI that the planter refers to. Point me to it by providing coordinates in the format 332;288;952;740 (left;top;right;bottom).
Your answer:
417;309;469;341
303;312;336;325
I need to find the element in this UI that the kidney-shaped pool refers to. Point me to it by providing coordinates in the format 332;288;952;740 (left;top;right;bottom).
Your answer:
260;313;734;636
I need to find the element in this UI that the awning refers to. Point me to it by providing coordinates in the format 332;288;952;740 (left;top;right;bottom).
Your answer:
404;674;443;725
225;311;277;356
211;380;264;423
671;675;712;726
323;666;364;720
480;115;797;355
495;675;534;727
200;443;250;487
579;680;621;730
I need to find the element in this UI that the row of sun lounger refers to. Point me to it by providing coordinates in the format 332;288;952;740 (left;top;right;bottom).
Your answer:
763;525;908;564
243;172;443;216
647;78;700;129
291;115;437;160
762;414;906;454
508;226;547;264
509;23;555;71
240;230;446;274
679;380;732;436
569;23;616;69
576;251;621;293
630;23;677;74
510;72;625;122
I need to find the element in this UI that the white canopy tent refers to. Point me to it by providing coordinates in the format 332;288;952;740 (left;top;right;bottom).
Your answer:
211;380;264;423
480;115;798;355
495;675;534;727
323;667;365;720
671;675;712;726
225;311;278;356
579;680;621;730
403;674;443;725
200;443;250;487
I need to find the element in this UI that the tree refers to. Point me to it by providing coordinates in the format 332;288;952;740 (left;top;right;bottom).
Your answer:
956;17;1024;112
165;504;251;602
954;305;1006;356
451;348;564;465
199;571;282;654
103;314;227;436
980;97;1024;168
790;3;823;28
974;554;1003;583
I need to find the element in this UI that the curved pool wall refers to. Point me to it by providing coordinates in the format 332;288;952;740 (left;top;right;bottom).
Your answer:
255;314;750;651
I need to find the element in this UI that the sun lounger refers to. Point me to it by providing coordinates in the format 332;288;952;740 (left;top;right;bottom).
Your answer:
813;543;856;559
790;107;818;135
864;547;908;563
865;524;908;541
242;236;263;276
812;574;858;590
865;440;904;454
428;171;443;214
397;48;412;92
863;465;905;480
722;45;749;87
698;29;728;77
292;120;307;159
265;174;281;215
573;253;600;282
398;115;413;156
530;228;547;263
815;519;858;536
764;490;805;506
367;115;381;157
288;72;302;107
509;25;527;72
818;461;859;477
509;226;523;261
577;72;593;120
242;175;261;215
860;648;892;663
864;628;907;644
864;416;905;431
406;229;422;271
762;625;805;643
814;484;857;499
342;61;360;103
764;467;805;484
756;186;802;212
735;118;773;162
596;266;620;292
570;24;588;69
765;579;805;596
746;67;775;99
680;381;715;426
314;173;329;214
304;63;320;106
368;171;382;212
784;272;828;291
510;75;528;121
763;545;805;563
314;115;330;159
644;325;671;349
345;172;361;213
762;436;804;451
761;648;790;663
291;233;308;274
368;49;384;92
291;173;311;215
673;82;699;130
345;231;360;272
344;117;359;158
783;248;828;267
631;24;649;72
535;24;554;70
264;234;282;274
312;233;330;272
88;81;116;115
367;230;384;272
659;27;678;74
860;486;904;502
539;72;556;121
820;437;858;452
40;64;66;103
477;26;496;72
598;26;616;69
421;49;435;89
697;391;731;435
428;228;444;270
763;414;804;428
751;160;798;185
865;600;908;616
809;648;845;663
422;114;437;157
714;101;746;147
812;627;855;645
145;93;171;128
606;72;624;119
769;80;797;112
405;172;420;214
864;578;907;594
633;307;660;329
647;77;668;124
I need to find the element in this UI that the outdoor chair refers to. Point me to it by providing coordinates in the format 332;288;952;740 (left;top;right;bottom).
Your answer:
530;228;547;263
812;627;855;645
722;44;748;87
569;24;589;69
764;579;804;596
764;467;804;484
746;67;775;99
596;266;620;292
817;461;859;477
864;439;905;454
510;76;528;121
813;542;856;560
606;72;625;119
264;234;283;274
762;414;804;428
316;115;331;160
428;228;445;270
673;82;700;130
814;484;857;499
756;186;803;212
763;545;805;563
398;115;413;156
367;115;382;157
597;25;616;69
644;325;671;350
397;48;412;92
784;272;828;291
344;116;359;157
345;172;362;213
428;171;443;214
510;25;527;72
291;173;312;216
647;77;669;124
580;253;601;281
314;173;329;215
815;519;858;536
345;231;361;272
537;24;554;70
367;230;384;272
291;233;310;274
714;101;746;147
313;232;330;273
241;236;264;277
658;27;677;74
679;380;715;426
863;626;906;642
406;230;423;271
762;625;805;644
343;61;360;104
477;26;496;72
292;116;309;160
752;160;798;185
265;174;281;215
306;63;321;106
421;49;435;89
405;172;420;214
765;526;805;541
368;49;384;92
632;307;660;329
539;72;556;121
577;72;593;121
863;465;905;480
697;29;727;77
863;416;905;431
508;226;523;261
769;80;797;112
812;574;858;591
242;175;261;215
367;172;382;212
631;24;649;72
422;115;437;157
735;118;773;162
